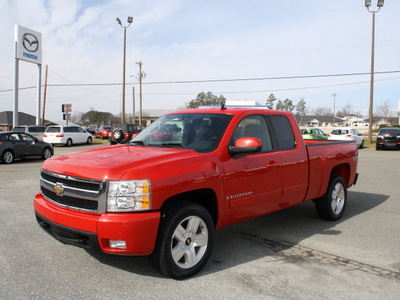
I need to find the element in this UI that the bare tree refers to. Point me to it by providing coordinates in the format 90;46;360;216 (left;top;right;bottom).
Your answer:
336;103;361;118
375;100;393;119
313;107;332;116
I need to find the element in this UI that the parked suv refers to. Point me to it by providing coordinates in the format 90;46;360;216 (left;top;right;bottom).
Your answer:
376;128;400;150
12;125;47;141
44;125;92;146
109;124;142;144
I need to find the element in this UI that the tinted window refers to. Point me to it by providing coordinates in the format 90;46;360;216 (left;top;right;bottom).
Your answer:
0;134;8;141
46;127;61;133
64;127;78;133
29;126;46;133
270;115;296;151
9;133;21;141
21;134;35;142
12;127;25;133
231;115;273;152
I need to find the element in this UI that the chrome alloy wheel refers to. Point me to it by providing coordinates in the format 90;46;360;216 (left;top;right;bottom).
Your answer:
171;216;209;269
3;151;13;163
331;182;345;214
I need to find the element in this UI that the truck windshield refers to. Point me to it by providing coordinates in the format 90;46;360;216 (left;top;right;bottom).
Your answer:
130;113;233;153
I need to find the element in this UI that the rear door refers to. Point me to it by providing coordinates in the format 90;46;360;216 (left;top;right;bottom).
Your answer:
269;115;308;208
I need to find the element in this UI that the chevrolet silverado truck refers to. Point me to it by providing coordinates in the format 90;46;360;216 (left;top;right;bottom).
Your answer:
34;106;358;279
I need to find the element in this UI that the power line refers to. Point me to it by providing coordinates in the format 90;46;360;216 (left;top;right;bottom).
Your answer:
1;70;400;94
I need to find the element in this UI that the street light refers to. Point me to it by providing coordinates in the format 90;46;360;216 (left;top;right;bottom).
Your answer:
365;0;384;143
116;16;133;124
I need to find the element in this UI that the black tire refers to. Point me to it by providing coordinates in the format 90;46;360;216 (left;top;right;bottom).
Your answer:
66;139;73;147
87;137;92;144
150;201;214;279
42;148;52;160
315;175;347;221
2;150;14;164
359;140;364;149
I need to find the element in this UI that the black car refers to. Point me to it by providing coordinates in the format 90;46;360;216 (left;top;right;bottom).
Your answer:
109;124;142;144
376;128;400;150
0;132;54;164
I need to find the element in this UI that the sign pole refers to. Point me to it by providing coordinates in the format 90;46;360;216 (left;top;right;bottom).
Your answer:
37;64;42;125
13;41;19;128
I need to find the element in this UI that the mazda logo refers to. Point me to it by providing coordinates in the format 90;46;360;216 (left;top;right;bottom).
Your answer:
22;33;39;52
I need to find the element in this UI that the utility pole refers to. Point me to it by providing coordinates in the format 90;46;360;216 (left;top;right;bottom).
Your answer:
136;61;146;127
332;93;336;123
132;86;135;124
42;65;48;125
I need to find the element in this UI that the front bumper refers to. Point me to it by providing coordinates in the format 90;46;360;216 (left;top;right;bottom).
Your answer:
34;192;160;255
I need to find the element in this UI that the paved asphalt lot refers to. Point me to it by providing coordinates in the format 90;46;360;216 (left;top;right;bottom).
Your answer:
1;143;399;299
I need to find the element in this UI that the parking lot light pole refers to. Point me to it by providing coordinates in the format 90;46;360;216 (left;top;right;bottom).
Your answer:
365;0;384;143
116;16;133;124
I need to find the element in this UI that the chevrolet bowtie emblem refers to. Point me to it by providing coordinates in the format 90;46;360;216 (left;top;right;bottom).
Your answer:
53;184;65;196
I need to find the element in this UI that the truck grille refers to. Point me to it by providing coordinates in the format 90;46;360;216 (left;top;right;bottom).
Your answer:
40;169;107;213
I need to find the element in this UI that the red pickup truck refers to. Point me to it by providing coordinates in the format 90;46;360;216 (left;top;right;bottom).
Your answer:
34;106;358;279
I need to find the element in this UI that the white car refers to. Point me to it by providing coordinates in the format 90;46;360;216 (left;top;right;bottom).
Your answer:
44;125;92;146
329;128;364;148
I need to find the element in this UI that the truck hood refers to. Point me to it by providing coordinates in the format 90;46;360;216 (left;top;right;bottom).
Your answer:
42;145;199;181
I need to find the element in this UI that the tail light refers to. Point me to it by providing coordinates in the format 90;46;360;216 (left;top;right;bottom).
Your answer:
346;135;351;138
310;134;315;137
56;134;64;138
44;134;47;137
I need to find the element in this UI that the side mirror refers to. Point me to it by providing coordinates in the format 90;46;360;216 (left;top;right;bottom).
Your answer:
229;137;262;155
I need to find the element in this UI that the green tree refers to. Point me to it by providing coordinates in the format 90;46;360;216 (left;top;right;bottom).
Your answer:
282;98;295;112
296;98;307;125
275;100;284;110
295;98;307;116
187;91;226;108
266;93;277;109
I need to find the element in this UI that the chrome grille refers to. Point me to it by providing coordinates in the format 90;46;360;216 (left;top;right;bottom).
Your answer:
40;169;107;213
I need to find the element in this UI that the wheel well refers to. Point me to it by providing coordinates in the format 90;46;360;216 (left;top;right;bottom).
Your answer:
331;164;350;186
160;189;218;227
2;149;14;156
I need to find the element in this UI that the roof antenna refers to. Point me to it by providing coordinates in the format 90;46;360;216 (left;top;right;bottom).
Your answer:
221;104;226;110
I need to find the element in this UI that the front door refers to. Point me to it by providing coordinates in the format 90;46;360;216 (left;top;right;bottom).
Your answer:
222;115;282;223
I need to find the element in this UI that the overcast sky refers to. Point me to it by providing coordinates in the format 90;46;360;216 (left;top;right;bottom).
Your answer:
1;0;399;123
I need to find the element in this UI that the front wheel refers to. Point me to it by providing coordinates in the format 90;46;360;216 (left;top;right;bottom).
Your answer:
87;137;92;144
150;201;214;279
315;175;347;221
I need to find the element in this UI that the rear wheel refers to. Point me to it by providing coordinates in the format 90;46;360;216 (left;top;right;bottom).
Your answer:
315;175;347;221
66;139;73;147
2;150;14;164
87;137;92;144
150;201;214;279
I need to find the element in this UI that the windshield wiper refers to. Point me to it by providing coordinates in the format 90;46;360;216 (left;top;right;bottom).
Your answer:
160;143;184;149
129;140;145;146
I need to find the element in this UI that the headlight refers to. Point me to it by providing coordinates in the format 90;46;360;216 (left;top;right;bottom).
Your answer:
107;180;151;212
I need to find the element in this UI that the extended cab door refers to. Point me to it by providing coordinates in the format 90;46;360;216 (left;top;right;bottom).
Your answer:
222;115;282;222
269;115;308;209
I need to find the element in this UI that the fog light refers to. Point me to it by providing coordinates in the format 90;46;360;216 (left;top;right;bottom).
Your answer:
109;239;126;249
